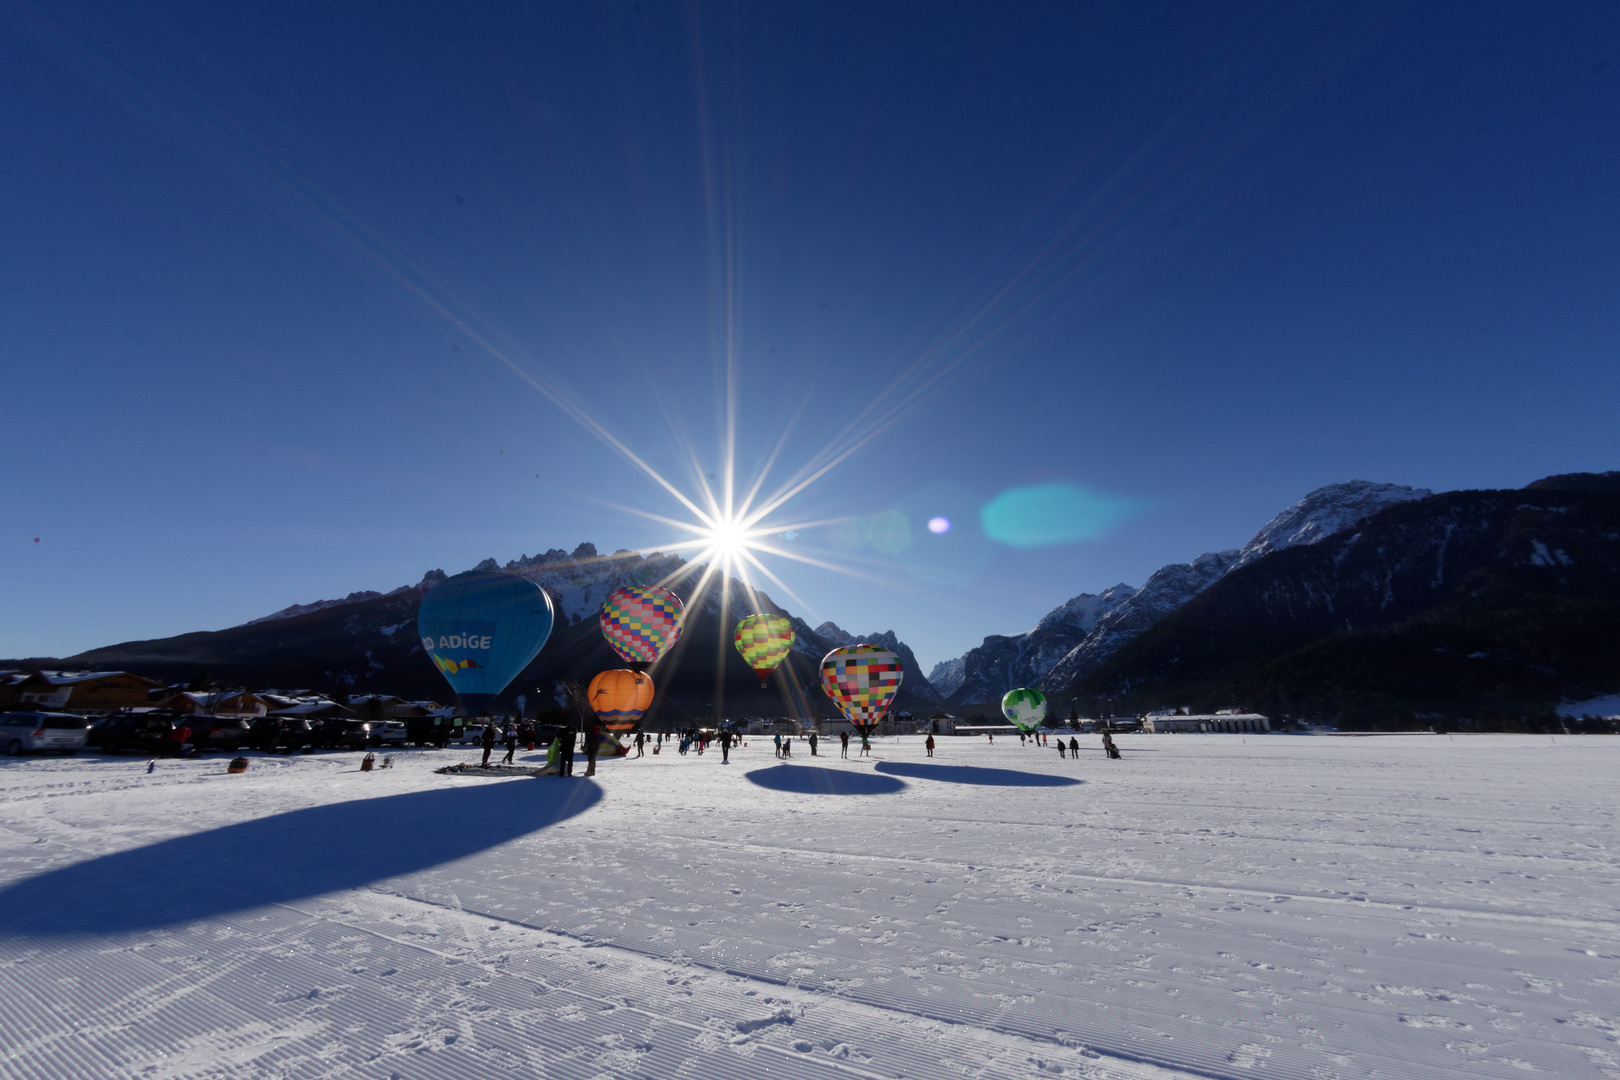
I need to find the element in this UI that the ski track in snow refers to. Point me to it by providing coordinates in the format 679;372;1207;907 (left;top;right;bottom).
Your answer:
0;735;1616;1079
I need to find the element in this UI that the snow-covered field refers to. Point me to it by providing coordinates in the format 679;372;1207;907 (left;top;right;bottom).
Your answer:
1;734;1616;1080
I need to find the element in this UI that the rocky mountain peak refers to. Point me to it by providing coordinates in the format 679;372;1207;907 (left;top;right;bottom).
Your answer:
1233;480;1432;569
814;621;853;646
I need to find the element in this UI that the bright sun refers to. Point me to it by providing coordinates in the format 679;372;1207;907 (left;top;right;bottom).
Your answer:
704;518;751;559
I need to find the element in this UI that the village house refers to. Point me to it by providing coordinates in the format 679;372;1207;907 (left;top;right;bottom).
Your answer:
1142;711;1271;733
0;671;161;713
149;690;273;718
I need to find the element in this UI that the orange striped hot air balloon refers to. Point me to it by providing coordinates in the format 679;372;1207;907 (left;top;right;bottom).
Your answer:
587;669;655;733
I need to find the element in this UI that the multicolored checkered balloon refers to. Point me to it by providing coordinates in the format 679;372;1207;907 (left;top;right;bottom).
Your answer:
600;586;685;665
1001;687;1047;732
734;613;795;686
820;644;904;730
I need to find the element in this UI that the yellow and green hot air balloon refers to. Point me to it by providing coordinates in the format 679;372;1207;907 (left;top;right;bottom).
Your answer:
734;613;795;687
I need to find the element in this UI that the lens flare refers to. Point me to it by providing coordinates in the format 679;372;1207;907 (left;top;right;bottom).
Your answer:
927;516;951;534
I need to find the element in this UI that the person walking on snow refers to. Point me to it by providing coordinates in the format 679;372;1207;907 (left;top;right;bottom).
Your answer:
720;728;733;763
1068;735;1079;758
1102;731;1120;759
925;734;935;757
501;724;518;764
480;722;497;766
1057;739;1066;759
635;730;645;757
584;717;601;775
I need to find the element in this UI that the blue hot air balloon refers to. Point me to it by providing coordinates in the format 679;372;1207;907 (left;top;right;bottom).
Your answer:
417;571;554;715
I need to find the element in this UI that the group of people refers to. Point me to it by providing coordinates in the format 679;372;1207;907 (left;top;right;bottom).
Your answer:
468;718;1125;776
1007;728;1122;760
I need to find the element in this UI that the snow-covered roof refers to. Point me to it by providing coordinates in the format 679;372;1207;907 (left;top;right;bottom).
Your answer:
33;670;140;685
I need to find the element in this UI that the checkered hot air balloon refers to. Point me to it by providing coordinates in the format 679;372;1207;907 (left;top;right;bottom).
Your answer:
1001;687;1047;732
734;613;795;687
588;669;655;733
599;586;685;665
820;644;904;732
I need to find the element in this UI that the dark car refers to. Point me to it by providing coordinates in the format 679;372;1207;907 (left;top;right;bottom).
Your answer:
189;716;253;752
250;716;317;753
313;718;371;751
87;713;180;755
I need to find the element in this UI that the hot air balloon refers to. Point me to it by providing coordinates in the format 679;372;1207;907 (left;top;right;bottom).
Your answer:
820;645;904;732
1001;687;1047;732
587;669;655;733
599;586;685;666
734;613;795;687
418;571;554;716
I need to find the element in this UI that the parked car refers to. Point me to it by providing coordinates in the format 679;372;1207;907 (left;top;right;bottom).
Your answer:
250;717;317;753
190;716;253;752
87;713;179;755
370;720;409;747
0;712;90;756
313;718;371;750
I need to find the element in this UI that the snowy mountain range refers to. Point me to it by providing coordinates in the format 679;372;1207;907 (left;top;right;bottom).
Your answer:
930;481;1432;704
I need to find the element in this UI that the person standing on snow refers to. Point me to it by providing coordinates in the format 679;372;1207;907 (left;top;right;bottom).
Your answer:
1101;731;1120;759
1068;735;1079;759
925;734;935;757
808;731;818;756
773;732;782;758
480;722;497;766
720;728;733;763
859;731;871;757
839;731;850;758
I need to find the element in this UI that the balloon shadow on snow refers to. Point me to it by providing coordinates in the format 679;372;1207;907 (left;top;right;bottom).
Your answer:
0;779;601;938
746;764;906;796
875;762;1081;787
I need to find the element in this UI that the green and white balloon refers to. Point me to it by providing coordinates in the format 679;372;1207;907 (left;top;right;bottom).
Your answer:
1001;687;1047;732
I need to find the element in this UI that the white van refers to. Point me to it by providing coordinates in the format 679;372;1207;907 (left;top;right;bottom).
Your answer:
1;712;90;756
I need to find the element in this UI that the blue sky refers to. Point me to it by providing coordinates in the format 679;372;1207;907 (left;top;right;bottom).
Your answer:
3;0;1616;671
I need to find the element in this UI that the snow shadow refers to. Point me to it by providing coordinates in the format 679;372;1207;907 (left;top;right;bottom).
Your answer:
0;779;601;937
746;764;907;795
874;762;1081;787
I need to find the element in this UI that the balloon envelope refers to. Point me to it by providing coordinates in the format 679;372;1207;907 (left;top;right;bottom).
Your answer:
1001;687;1047;732
600;586;685;665
587;669;655;733
418;571;554;714
820;645;904;731
734;613;795;684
